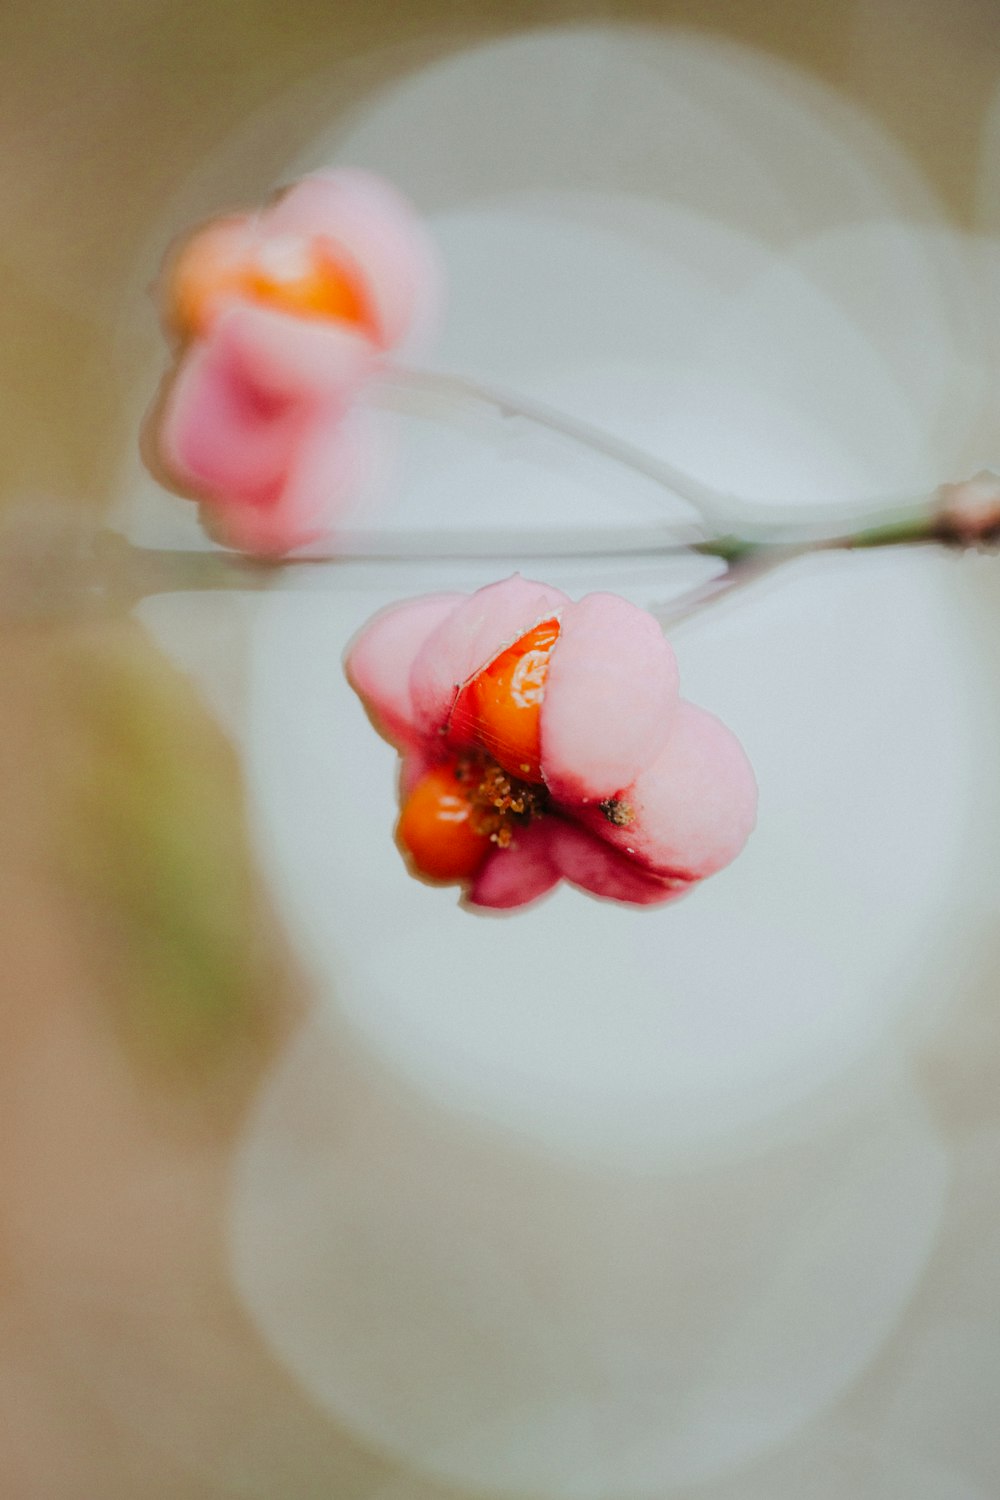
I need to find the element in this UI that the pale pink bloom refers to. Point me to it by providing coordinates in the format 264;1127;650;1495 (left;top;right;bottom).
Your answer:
148;171;437;557
346;574;757;911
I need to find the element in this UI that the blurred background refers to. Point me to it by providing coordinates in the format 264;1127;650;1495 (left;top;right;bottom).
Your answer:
3;2;1000;1498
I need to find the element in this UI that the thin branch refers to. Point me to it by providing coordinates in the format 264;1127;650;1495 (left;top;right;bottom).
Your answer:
379;366;944;545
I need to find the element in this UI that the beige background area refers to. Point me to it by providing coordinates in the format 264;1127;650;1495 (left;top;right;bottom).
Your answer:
2;4;1000;1499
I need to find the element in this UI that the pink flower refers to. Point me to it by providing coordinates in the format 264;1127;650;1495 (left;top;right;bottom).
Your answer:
147;171;437;557
346;574;757;910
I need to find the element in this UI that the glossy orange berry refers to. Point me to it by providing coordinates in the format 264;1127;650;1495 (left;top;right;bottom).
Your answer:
168;219;253;339
465;617;560;783
397;763;490;883
167;225;375;339
245;236;374;331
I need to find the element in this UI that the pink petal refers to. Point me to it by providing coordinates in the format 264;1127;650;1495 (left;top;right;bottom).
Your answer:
409;574;570;741
278;402;366;529
159;342;296;508
547;819;689;906
579;700;757;880
398;746;438;799
205;406;363;556
209;300;373;399
264;170;439;350
158;304;372;552
540;592;679;802
465;820;560;911
345;593;466;747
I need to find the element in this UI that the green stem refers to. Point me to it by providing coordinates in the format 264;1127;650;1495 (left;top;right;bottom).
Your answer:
1;367;988;624
0;502;964;625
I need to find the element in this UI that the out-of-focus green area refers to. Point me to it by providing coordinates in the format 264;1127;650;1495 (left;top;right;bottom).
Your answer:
0;616;303;1090
0;621;369;1499
65;624;297;1070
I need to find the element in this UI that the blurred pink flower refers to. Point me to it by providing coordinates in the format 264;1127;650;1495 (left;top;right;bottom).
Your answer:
346;574;757;911
148;171;437;556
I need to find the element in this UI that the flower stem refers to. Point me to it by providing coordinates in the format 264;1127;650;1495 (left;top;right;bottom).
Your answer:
380;366;997;625
383;364;738;535
383;365;947;549
4;376;993;623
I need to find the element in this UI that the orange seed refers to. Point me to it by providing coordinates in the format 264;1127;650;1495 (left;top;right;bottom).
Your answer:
397;763;491;883
464;617;560;783
167;225;375;339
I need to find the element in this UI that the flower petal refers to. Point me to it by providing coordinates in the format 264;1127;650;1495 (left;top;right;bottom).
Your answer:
580;699;757;879
540;592;679;802
346;593;466;747
157;303;375;553
409;574;570;741
398;746;438;799
203;407;364;556
158;303;369;495
547;819;689;906
465;820;560;911
264;170;439;350
204;299;373;400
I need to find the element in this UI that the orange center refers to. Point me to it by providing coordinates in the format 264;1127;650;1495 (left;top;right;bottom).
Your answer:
458;617;560;783
396;763;491;883
168;223;374;339
397;621;562;886
246;237;371;326
397;756;549;886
